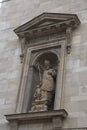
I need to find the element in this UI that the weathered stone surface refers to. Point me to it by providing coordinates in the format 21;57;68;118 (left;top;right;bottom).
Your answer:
0;0;87;130
5;110;68;130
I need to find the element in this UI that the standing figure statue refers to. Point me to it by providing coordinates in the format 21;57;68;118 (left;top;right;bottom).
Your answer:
40;60;56;102
30;59;56;112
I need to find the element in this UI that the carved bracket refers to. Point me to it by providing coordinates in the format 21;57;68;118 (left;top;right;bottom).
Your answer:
66;27;72;54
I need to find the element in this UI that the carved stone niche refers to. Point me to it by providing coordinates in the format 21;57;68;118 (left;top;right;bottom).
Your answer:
5;13;80;130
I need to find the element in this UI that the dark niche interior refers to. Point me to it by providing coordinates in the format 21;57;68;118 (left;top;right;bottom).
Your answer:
28;51;59;112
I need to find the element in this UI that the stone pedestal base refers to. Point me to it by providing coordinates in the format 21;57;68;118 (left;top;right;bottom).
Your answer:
5;109;68;130
29;99;51;112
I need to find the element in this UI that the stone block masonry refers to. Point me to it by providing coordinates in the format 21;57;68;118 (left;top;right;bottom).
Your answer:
0;0;87;129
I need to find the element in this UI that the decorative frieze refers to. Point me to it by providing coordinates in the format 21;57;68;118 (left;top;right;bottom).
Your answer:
14;13;80;63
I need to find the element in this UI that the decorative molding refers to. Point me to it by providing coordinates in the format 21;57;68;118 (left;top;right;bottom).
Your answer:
5;109;68;121
14;13;80;63
14;13;80;35
5;109;68;129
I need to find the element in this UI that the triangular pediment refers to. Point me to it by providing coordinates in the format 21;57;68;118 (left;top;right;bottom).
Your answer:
14;13;80;35
36;20;55;27
31;19;60;28
26;18;68;30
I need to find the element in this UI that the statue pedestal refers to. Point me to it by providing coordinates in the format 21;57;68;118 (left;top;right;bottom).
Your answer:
30;98;52;112
30;100;48;112
5;109;68;130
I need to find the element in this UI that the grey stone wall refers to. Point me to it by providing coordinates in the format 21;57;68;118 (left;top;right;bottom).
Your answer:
0;0;87;129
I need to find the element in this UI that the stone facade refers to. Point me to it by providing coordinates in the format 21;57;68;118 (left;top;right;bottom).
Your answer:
0;0;87;130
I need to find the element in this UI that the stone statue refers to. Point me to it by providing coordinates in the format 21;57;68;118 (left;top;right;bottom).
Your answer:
29;59;56;112
40;60;56;101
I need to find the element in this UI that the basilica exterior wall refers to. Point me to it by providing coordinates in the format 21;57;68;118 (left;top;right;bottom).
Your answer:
0;0;87;129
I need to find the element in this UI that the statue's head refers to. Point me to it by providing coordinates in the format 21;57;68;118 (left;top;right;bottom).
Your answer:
44;60;50;69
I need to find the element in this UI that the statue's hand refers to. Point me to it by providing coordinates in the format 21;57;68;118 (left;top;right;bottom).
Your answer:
40;82;42;86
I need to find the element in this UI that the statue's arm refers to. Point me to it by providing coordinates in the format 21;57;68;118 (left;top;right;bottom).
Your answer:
52;69;57;77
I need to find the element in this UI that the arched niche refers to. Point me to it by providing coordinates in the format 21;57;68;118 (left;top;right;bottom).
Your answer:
33;51;59;67
27;51;59;112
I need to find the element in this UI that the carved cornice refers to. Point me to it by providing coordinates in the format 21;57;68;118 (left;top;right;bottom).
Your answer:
5;109;68;128
14;13;80;39
5;109;68;121
14;13;80;62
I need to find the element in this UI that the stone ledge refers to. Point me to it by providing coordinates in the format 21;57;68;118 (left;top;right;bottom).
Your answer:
5;109;68;122
5;109;68;129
